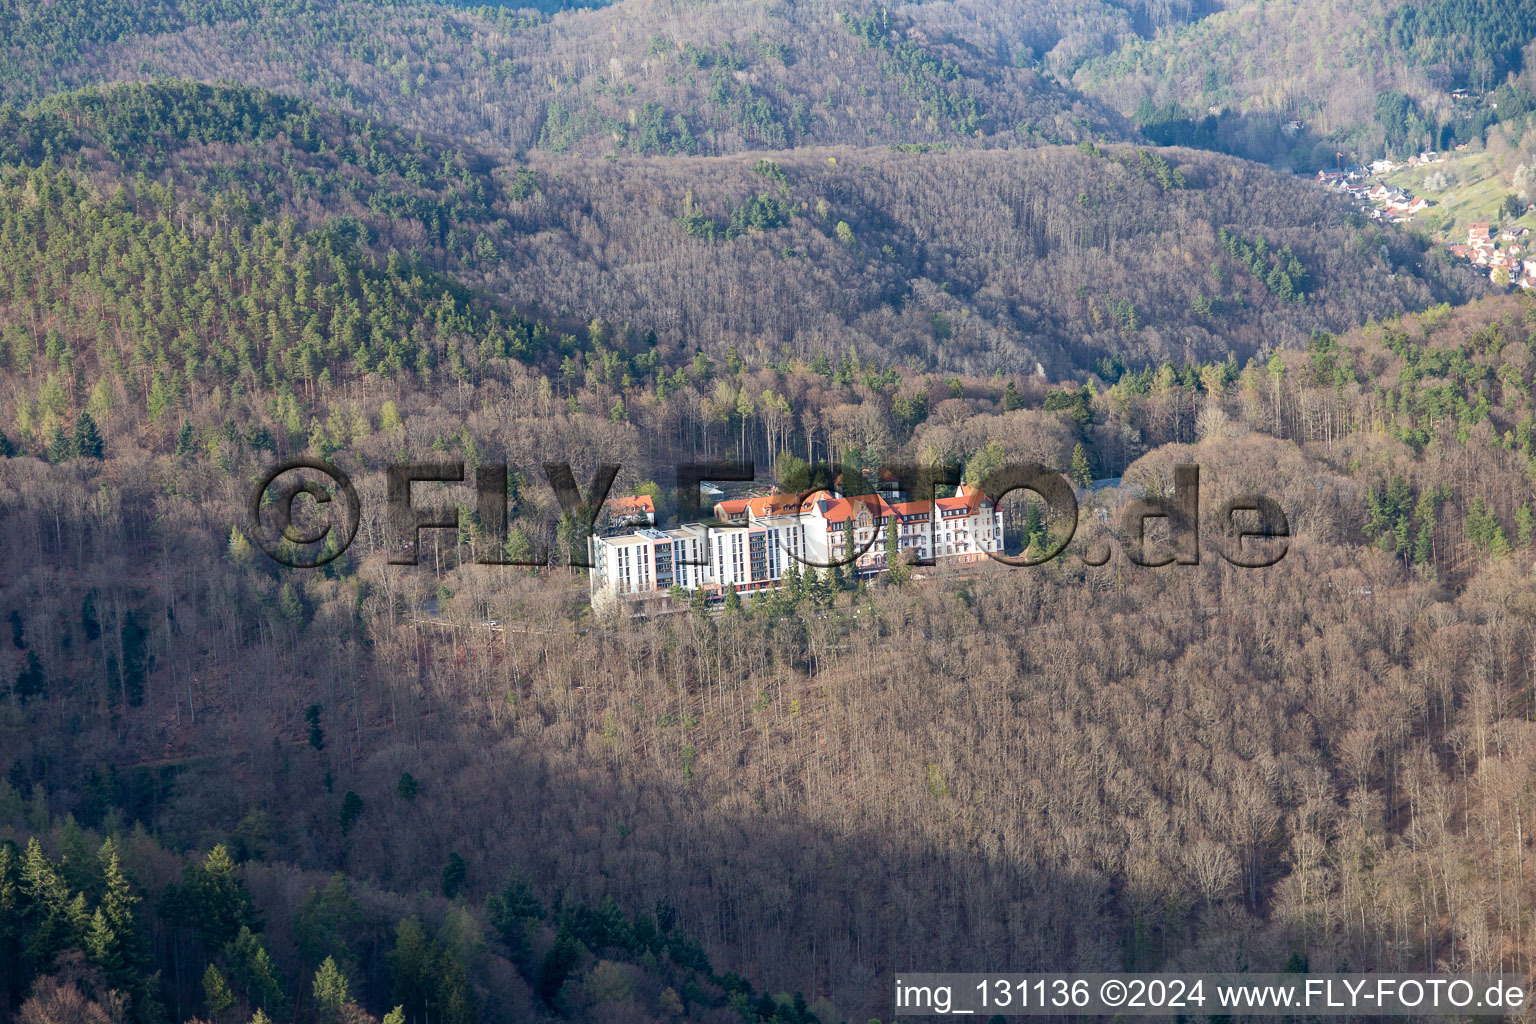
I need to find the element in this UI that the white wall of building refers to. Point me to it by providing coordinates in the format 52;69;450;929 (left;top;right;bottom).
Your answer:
590;492;1004;601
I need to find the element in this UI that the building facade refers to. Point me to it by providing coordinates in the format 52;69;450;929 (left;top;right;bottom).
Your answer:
588;485;1005;602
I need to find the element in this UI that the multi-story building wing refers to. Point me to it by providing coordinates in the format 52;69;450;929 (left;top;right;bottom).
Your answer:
589;525;709;597
806;484;1003;572
705;512;808;595
588;483;1004;603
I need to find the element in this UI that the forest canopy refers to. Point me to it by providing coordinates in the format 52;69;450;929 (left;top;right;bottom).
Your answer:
2;1;1533;1023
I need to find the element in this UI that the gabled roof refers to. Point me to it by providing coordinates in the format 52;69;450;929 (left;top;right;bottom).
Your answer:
605;494;656;517
811;484;992;525
714;492;806;520
812;494;896;525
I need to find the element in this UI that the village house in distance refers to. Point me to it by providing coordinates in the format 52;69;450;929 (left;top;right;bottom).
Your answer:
1315;155;1438;224
1448;221;1536;288
1315;152;1536;287
588;484;1006;603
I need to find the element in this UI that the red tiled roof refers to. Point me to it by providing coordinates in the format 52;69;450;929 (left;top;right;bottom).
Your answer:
810;495;890;525
746;494;805;517
812;486;991;524
714;493;805;519
605;494;655;516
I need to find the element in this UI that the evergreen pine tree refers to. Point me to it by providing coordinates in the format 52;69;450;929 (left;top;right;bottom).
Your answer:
1001;379;1022;411
73;412;104;459
555;512;583;570
1413;517;1435;566
312;956;350;1023
539;932;581;1006
278;583;304;626
0;842;19;972
306;705;325;750
485;871;544;953
884;517;909;585
204;963;236;1017
840;517;858;587
1467;495;1495;553
19;838;82;971
1363;485;1384;541
1412;490;1438;566
46;422;71;463
14;651;44;699
227;925;284;1012
808;568;834;607
97;839;138;960
1392;515;1411;558
1023;501;1047;555
388;916;434;1017
84;907;122;977
380;401;403;431
441;851;467;899
177;844;256;947
339;791;364;837
780;561;802;602
293;874;360;968
228;528;254;568
438;951;476;1024
175;420;195;456
1070;443;1093;489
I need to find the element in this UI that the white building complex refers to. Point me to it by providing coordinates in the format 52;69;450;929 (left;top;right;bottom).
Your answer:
588;485;1005;602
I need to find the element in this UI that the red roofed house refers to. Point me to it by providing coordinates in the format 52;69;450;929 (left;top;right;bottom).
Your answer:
601;493;656;531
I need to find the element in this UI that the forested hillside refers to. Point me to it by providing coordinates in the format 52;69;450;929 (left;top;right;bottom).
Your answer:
489;141;1480;373
9;256;1536;1021
4;0;1290;158
1075;0;1536;167
1;0;1136;157
2;1;1531;1023
0;81;1486;384
13;0;1536;172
